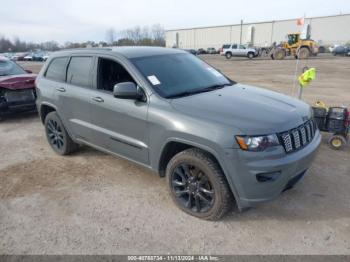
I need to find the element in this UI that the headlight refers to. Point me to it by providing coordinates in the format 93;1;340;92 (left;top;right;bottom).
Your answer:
235;134;280;151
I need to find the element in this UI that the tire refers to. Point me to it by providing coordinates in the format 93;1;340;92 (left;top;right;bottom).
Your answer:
273;49;285;60
44;111;78;155
166;148;233;220
328;135;347;150
298;47;310;59
247;52;254;59
225;52;232;59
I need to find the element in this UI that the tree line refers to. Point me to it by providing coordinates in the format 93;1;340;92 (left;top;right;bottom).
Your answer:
0;24;165;53
0;37;59;53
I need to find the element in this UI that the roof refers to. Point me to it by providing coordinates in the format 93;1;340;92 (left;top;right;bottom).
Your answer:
52;46;185;59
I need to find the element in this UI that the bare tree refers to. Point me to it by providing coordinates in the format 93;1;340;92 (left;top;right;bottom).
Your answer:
151;24;165;46
125;26;142;44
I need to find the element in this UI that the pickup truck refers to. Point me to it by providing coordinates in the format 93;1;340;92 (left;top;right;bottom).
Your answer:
220;44;258;59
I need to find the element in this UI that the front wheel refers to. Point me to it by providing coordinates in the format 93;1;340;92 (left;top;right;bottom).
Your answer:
166;148;233;220
298;47;310;59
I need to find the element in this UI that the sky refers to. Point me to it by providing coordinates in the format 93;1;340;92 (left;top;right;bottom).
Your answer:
1;0;349;44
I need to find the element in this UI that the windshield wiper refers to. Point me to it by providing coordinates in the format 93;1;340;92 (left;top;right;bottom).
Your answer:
167;83;231;99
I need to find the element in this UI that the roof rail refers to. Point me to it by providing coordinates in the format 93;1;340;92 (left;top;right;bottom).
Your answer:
61;47;113;51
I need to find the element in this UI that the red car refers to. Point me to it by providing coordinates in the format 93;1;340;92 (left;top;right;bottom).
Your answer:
0;56;37;117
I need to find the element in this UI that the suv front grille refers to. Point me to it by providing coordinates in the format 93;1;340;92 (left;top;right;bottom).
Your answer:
278;119;317;153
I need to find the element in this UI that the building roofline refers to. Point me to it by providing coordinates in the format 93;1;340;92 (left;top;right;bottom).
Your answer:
165;13;350;32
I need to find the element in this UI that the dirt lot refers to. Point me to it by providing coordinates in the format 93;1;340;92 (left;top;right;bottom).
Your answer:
1;55;349;255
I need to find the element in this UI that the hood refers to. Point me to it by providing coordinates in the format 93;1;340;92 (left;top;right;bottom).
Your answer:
0;74;36;90
170;84;312;135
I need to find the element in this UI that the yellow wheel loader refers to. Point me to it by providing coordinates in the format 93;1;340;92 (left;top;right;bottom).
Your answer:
271;33;319;60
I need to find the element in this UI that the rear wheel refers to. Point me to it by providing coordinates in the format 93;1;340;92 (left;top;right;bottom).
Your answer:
225;52;232;59
247;52;254;59
44;111;78;155
166;148;233;220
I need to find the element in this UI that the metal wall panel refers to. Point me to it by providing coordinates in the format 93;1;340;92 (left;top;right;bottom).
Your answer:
165;14;350;49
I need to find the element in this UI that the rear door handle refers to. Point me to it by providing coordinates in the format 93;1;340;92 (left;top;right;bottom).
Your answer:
92;96;104;103
56;87;66;92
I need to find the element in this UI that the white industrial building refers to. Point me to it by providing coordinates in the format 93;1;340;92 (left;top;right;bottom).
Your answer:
165;14;350;49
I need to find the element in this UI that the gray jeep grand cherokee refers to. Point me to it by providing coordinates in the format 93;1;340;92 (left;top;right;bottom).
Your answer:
36;47;321;220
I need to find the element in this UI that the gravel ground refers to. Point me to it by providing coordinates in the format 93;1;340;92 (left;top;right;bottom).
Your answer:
0;55;349;255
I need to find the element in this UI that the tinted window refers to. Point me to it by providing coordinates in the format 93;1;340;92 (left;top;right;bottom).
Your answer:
67;57;93;88
232;44;238;49
45;57;68;81
0;59;26;76
132;53;231;98
222;44;231;48
97;58;135;92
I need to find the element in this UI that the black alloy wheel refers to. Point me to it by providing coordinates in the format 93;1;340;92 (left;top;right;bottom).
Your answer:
47;118;64;150
166;148;233;220
171;163;215;213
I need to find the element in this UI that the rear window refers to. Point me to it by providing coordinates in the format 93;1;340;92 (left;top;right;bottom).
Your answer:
67;57;93;88
45;57;69;82
222;44;231;48
0;59;26;76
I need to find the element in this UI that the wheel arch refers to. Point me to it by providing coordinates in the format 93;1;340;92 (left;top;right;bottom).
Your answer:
298;45;311;51
39;102;57;124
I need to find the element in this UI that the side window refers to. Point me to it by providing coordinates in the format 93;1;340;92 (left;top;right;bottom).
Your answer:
45;57;68;82
67;56;93;88
232;44;238;49
239;45;246;49
97;58;135;92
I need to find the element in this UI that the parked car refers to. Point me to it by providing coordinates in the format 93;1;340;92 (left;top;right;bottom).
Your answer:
23;53;33;61
207;47;218;54
196;48;207;55
36;47;321;220
16;52;28;61
182;49;197;55
332;45;350;56
43;53;50;61
0;56;37;117
32;52;46;61
220;44;258;59
328;45;338;53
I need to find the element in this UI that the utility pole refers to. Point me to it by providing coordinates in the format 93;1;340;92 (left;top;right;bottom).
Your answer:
239;19;243;45
270;21;275;45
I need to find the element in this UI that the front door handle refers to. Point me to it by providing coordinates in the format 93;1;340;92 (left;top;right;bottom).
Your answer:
56;87;66;92
92;96;104;103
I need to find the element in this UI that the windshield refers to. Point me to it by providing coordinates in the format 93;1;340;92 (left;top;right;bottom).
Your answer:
0;59;26;76
131;53;232;98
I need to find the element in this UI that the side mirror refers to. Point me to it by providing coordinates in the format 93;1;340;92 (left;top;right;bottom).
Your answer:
113;82;144;100
25;69;32;74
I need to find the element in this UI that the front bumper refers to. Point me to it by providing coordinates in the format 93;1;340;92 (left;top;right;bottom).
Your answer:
222;129;321;210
